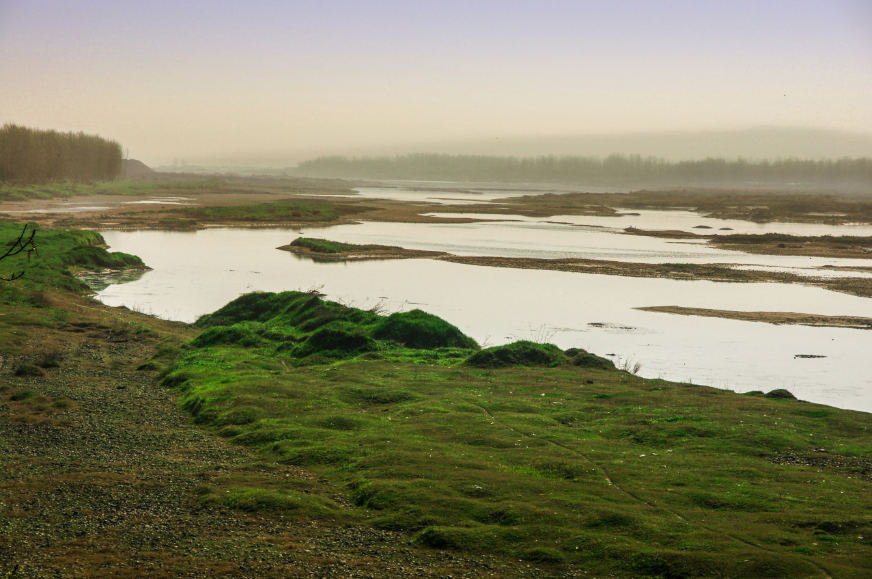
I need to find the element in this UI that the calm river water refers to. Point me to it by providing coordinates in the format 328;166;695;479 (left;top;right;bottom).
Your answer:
93;224;872;414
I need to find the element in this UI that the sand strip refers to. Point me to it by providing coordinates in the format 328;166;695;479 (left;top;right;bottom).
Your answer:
635;306;872;329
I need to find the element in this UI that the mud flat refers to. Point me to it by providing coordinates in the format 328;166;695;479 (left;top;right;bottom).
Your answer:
635;305;872;329
436;255;872;298
623;227;872;259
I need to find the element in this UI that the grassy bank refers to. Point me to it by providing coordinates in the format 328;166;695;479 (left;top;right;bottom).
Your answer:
288;237;390;254
0;222;146;297
158;291;872;578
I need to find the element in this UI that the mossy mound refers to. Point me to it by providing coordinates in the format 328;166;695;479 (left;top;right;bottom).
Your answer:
15;364;45;377
195;291;378;331
195;291;325;327
370;309;478;349
765;389;797;400
565;348;616;370
293;328;378;359
191;291;477;363
465;341;566;368
289;237;386;254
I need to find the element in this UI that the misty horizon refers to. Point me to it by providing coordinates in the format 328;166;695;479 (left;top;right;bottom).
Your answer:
2;1;870;169
149;127;872;170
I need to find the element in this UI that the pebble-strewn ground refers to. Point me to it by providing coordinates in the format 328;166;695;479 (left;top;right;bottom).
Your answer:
0;303;582;578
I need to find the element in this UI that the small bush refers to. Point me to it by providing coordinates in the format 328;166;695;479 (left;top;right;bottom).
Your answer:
15;364;45;377
10;389;38;401
39;352;63;368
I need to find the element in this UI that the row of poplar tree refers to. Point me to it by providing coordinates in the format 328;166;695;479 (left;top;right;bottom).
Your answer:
0;124;123;184
296;153;872;186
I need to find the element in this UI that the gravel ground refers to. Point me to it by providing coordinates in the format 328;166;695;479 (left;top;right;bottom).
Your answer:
0;305;586;578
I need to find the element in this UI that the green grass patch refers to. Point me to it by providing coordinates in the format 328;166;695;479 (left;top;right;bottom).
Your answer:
288;237;388;253
0;222;146;296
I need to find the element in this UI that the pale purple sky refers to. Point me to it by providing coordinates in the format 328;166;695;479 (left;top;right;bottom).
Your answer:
1;0;870;165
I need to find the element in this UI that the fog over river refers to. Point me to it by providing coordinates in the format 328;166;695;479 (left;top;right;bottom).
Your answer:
89;222;872;414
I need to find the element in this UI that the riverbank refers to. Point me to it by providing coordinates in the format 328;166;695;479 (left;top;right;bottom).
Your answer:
634;306;872;329
624;228;872;260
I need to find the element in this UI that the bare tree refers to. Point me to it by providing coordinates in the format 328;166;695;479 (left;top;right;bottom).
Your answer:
0;224;38;281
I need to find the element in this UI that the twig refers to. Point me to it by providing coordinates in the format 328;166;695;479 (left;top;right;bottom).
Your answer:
0;224;38;282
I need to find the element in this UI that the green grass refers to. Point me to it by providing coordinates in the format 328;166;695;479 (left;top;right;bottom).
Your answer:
159;292;872;578
288;237;389;253
0;222;146;298
192;290;479;363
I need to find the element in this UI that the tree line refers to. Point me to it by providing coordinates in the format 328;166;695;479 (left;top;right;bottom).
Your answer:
0;124;123;184
295;153;872;187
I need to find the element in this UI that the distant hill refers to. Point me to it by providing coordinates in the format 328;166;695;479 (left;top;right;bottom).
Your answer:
122;159;155;178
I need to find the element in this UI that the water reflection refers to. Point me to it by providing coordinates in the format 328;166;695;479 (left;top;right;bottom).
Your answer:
77;268;150;292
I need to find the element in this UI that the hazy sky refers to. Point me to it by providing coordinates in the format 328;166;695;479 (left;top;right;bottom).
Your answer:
1;0;871;165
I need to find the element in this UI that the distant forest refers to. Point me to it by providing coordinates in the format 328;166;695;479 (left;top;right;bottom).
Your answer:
295;154;872;187
0;124;123;184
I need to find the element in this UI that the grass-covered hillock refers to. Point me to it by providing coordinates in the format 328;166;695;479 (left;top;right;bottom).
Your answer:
161;293;872;577
565;347;618;370
288;237;389;254
191;291;479;364
371;309;479;349
0;222;147;297
466;341;567;368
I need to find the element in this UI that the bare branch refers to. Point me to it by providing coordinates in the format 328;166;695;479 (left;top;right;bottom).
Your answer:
0;224;37;282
